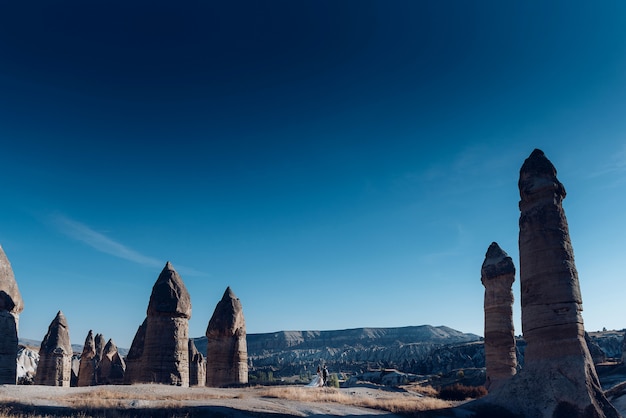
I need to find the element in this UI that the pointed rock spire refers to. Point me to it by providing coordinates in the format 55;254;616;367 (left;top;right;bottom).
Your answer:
189;339;206;386
206;286;248;387
123;317;147;385
0;245;23;384
147;261;191;318
34;311;73;386
481;242;516;391
98;339;125;385
77;330;97;386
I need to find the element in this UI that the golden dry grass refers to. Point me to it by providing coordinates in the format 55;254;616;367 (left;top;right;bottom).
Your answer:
258;386;453;413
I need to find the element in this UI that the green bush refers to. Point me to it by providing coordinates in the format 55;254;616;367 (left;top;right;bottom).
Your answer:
328;373;340;388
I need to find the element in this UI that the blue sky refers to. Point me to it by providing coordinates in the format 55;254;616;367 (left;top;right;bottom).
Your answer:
1;1;626;348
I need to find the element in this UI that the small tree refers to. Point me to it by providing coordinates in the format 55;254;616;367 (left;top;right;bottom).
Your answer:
328;373;340;388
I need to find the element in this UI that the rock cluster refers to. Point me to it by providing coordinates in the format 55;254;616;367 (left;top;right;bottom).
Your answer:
188;339;206;386
481;242;516;391
125;262;192;386
0;245;24;384
34;311;73;387
206;287;248;387
480;149;620;417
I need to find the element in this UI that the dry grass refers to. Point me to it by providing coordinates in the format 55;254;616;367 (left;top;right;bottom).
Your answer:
258;386;453;413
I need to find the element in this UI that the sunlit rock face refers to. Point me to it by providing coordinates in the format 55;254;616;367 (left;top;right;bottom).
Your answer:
34;311;72;387
481;242;516;391
133;262;191;386
0;245;24;384
77;330;97;386
189;339;206;387
479;149;621;418
205;287;248;387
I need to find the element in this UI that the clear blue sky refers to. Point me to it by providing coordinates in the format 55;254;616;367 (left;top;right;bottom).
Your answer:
1;1;626;348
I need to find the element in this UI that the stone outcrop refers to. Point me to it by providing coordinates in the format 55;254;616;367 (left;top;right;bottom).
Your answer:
77;330;97;386
0;245;24;384
481;242;516;391
130;262;191;386
34;311;72;387
123;318;146;385
189;339;206;386
480;149;620;417
98;339;125;385
206;287;248;387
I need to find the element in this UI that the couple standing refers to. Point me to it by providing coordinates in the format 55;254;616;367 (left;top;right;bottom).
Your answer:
307;365;329;387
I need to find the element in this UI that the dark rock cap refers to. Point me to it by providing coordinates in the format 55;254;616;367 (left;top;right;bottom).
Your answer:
481;242;515;281
206;287;245;337
147;262;192;318
0;245;24;314
518;148;566;203
40;310;72;355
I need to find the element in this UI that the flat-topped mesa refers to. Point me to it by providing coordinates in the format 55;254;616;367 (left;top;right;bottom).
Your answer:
481;149;620;418
34;311;73;387
98;339;125;385
141;262;191;386
206;286;248;387
481;242;516;391
77;330;97;386
189;339;206;387
0;245;24;384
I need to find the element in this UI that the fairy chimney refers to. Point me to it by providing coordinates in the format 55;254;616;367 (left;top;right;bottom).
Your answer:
98;339;125;385
0;245;24;384
189;339;206;386
77;330;97;386
141;262;191;386
205;287;248;387
481;242;516;391
480;149;620;417
123;318;147;385
34;311;72;387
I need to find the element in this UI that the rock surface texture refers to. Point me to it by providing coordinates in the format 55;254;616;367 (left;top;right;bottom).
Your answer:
0;245;24;384
77;330;97;386
206;287;248;387
480;149;620;417
136;262;191;386
189;339;206;386
481;242;516;391
123;318;146;384
98;339;125;385
34;311;72;387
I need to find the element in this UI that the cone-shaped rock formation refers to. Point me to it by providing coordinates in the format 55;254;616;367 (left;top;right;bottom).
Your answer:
77;330;97;386
0;245;24;384
206;287;248;387
123;318;146;385
189;339;206;386
98;339;125;385
481;242;516;391
480;149;620;417
34;311;72;387
131;262;191;386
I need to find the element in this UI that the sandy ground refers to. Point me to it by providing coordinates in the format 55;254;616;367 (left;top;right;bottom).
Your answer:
0;384;466;417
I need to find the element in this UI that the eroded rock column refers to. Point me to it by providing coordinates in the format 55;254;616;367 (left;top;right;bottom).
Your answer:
189;339;206;386
483;149;620;418
481;242;516;391
123;318;146;385
77;330;97;386
206;287;248;387
34;311;72;387
0;245;24;384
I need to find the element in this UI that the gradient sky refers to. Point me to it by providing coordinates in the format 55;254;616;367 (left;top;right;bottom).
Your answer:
1;1;626;348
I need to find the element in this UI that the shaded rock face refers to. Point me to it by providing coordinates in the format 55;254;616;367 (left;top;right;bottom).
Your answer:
189;339;206;386
206;287;248;387
133;262;191;386
482;149;620;418
0;245;23;384
77;330;97;386
481;242;516;391
123;318;146;385
98;339;125;385
34;311;72;387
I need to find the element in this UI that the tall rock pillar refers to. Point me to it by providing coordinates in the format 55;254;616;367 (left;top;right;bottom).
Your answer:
0;245;24;384
34;311;72;387
481;242;516;391
206;287;248;387
77;330;97;386
481;149;620;418
142;262;191;386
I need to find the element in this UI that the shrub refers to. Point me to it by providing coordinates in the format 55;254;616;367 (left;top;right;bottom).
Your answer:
438;384;487;401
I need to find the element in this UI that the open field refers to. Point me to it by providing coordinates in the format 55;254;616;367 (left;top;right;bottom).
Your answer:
0;384;472;418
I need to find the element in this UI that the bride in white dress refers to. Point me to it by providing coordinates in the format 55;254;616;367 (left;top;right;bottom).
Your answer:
306;366;324;387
